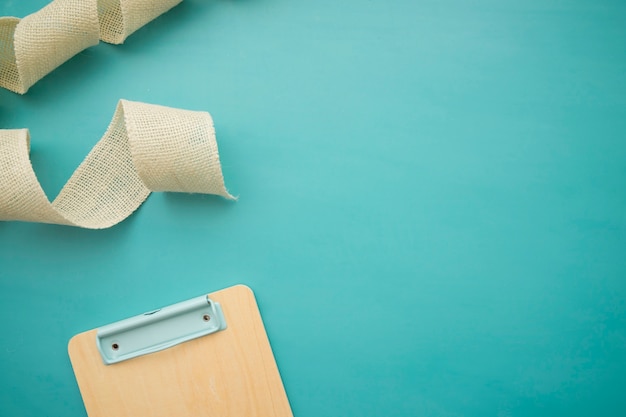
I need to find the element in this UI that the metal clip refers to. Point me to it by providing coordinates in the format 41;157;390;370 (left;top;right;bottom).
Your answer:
96;295;227;365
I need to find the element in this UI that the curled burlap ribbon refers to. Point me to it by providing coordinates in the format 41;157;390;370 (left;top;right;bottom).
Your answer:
0;0;182;94
0;100;233;229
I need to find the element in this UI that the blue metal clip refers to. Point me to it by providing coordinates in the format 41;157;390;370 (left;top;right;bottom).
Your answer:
96;295;227;365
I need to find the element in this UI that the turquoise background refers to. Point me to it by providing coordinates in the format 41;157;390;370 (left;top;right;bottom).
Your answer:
1;0;625;416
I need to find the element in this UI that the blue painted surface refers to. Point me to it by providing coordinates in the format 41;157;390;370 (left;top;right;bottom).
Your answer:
1;1;625;416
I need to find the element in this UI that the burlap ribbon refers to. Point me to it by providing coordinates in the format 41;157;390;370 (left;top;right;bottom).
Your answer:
0;0;182;94
0;100;233;229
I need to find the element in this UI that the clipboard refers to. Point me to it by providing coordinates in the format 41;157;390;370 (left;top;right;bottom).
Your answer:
68;285;293;417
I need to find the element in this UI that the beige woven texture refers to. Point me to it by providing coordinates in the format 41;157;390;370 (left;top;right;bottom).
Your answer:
0;0;182;94
0;100;233;229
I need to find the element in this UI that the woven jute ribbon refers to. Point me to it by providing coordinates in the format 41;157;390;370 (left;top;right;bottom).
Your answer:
0;100;233;229
0;0;182;94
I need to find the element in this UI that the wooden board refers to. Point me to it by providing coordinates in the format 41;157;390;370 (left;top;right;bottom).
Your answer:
68;285;293;417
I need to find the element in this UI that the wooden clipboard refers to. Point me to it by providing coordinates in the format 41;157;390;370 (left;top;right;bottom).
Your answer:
68;285;293;417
